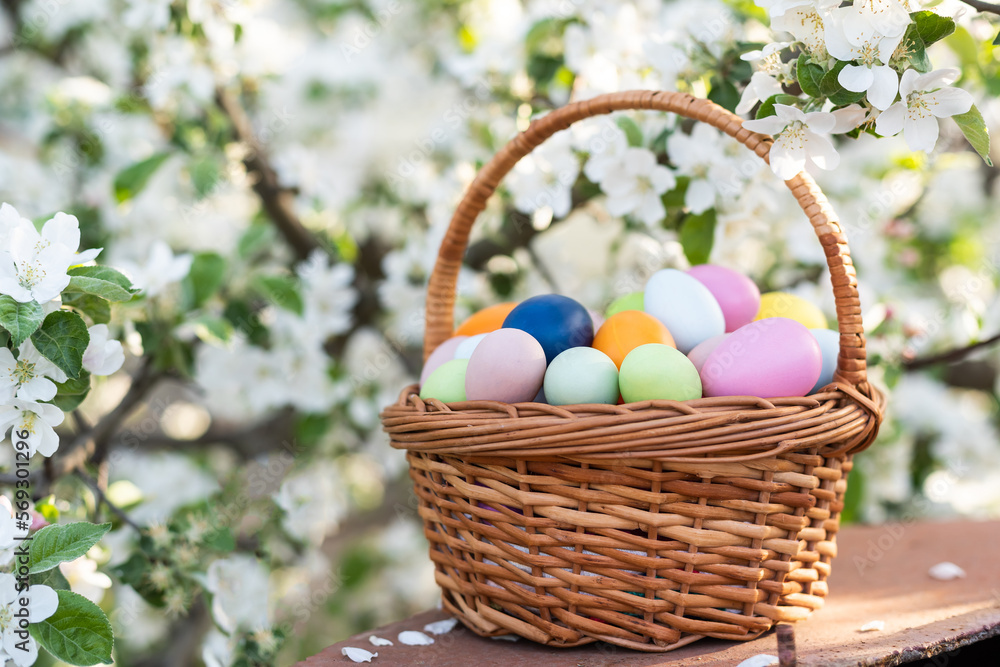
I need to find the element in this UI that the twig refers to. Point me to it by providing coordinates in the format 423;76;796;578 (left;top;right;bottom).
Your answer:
215;86;320;261
903;330;1000;370
959;0;1000;15
75;469;143;532
0;358;161;486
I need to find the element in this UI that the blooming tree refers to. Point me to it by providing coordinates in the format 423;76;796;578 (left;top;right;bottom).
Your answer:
0;0;998;664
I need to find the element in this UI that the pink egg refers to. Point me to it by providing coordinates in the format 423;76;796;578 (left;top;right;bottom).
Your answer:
700;318;821;398
466;329;546;403
687;264;761;333
420;336;468;386
687;334;728;373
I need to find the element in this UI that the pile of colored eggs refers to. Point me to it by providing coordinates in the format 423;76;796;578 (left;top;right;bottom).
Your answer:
419;264;840;405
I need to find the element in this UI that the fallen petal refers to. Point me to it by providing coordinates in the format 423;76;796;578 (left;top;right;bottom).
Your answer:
929;562;966;581
423;618;458;635
369;635;393;647
342;647;377;663
736;656;779;667
859;620;885;632
398;631;435;646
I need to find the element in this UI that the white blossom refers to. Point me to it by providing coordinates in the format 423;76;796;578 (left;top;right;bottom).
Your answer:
771;3;836;60
0;573;58;667
667;124;741;213
82;324;125;376
274;462;349;546
824;5;904;110
743;104;841;179
736;72;784;116
59;556;113;604
0;399;65;458
0;214;74;304
599;148;676;226
506;129;580;219
875;69;974;152
205;554;271;634
0;339;68;403
115;241;193;298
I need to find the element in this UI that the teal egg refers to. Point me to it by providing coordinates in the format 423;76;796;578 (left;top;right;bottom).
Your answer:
809;328;840;393
619;343;702;403
543;347;620;406
419;359;468;403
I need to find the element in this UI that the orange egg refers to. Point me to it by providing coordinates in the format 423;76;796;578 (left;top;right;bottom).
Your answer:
454;302;518;337
592;310;675;369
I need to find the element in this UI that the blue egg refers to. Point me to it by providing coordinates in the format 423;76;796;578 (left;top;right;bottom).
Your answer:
502;295;594;364
644;269;725;354
810;328;840;393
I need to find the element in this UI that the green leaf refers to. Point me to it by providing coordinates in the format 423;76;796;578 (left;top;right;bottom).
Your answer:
31;565;71;591
708;76;741;112
30;311;90;380
204;526;236;553
65;266;137;303
30;589;114;665
679;209;717;265
755;93;801;119
35;495;60;524
181;252;225;309
113;152;170;203
191;315;233;344
251;275;304;315
50;372;92;412
912;10;956;47
616;116;644;148
237;223;274;259
61;293;111;326
952;105;993;167
0;296;44;348
28;522;111;573
796;54;824;98
819;63;867;105
994;30;1000;47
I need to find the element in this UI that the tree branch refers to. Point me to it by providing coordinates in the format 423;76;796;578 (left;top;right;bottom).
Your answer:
215;86;320;261
903;330;1000;370
959;0;1000;15
75;469;143;532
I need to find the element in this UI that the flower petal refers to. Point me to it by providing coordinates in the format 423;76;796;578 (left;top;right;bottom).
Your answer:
741;116;787;135
874;102;906;137
768;136;807;180
803;111;836;134
838;64;874;94
803;131;840;171
28;584;58;623
868;65;899;111
925;87;973;119
831;104;868;133
903;114;939;153
914;67;960;91
898;68;921;97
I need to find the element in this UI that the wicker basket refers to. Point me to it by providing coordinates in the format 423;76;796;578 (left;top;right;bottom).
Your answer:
381;90;886;652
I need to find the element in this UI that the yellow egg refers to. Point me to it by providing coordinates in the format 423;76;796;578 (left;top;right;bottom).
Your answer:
754;292;827;329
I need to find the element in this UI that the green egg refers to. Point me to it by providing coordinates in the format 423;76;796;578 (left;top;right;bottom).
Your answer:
543;347;620;406
605;291;644;318
619;344;702;403
419;359;468;403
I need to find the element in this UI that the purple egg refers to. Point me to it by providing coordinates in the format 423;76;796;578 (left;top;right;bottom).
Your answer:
701;318;822;398
687;334;728;373
687;264;761;333
419;336;468;386
466;328;547;403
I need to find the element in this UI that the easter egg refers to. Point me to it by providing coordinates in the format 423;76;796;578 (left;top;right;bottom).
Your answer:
420;336;468;386
502;295;594;364
810;328;840;393
755;292;827;329
454;302;518;337
687;334;728;373
466;328;547;403
606;292;644;318
687;264;761;333
454;333;487;359
543;347;620;406
643;269;725;354
592;310;676;369
619;344;702;403
701;318;822;398
419;359;468;403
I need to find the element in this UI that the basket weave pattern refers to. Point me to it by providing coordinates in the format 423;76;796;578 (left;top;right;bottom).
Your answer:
382;90;885;651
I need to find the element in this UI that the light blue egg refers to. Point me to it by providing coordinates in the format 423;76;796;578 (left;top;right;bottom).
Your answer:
810;328;840;393
454;333;487;359
543;347;620;406
644;269;725;354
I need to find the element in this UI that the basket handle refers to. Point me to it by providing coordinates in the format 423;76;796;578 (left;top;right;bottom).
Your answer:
424;90;870;393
